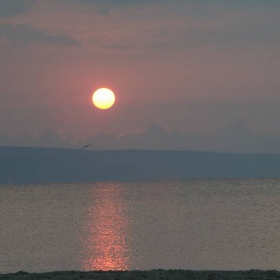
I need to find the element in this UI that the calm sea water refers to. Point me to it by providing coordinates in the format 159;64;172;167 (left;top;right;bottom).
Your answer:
1;179;280;273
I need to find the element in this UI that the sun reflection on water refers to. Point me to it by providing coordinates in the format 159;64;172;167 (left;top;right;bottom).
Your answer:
83;183;130;271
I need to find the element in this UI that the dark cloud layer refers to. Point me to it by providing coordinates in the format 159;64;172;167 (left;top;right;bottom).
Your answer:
0;0;34;18
0;24;80;46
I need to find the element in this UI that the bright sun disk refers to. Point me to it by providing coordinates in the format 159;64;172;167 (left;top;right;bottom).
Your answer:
92;88;115;110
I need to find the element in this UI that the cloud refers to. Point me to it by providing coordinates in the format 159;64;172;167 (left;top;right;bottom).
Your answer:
76;122;280;153
55;0;280;51
96;7;110;16
101;43;137;50
60;0;163;14
143;25;280;51
2;121;280;153
68;0;155;6
0;24;80;47
0;0;35;18
186;28;280;46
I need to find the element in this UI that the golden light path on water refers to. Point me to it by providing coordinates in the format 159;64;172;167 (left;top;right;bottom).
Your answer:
83;183;130;271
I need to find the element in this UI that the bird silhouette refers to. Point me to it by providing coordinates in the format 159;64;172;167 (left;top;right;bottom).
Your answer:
82;143;92;149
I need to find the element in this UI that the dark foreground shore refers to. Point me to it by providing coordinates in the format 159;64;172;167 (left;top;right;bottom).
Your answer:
1;270;280;280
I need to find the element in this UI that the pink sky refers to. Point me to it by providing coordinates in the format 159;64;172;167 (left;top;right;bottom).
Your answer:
0;0;280;151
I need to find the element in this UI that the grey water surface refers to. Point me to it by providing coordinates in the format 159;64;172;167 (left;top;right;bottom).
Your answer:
1;179;280;273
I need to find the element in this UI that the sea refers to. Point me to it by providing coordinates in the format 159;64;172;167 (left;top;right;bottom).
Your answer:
1;179;280;273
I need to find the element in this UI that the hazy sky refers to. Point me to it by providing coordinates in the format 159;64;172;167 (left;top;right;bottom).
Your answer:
1;0;280;152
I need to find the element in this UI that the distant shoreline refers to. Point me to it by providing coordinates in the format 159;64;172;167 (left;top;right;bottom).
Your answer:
2;146;280;184
1;270;280;280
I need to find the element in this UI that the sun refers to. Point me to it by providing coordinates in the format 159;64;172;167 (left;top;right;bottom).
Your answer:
92;88;115;110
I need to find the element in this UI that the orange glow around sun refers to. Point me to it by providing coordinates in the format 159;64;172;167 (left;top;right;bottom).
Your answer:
92;88;115;110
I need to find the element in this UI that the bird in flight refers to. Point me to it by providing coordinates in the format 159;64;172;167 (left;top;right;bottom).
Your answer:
82;143;92;149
